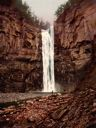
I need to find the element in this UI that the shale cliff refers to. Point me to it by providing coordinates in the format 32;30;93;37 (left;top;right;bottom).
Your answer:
55;0;96;90
0;5;42;92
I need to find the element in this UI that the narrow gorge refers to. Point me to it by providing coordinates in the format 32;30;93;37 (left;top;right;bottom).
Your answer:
0;0;96;92
0;0;96;127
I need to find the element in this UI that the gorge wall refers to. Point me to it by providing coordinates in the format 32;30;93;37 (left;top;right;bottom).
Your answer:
54;0;96;91
0;5;42;92
1;0;96;92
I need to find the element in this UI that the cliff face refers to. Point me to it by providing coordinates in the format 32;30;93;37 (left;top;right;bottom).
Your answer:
55;0;96;90
0;6;42;92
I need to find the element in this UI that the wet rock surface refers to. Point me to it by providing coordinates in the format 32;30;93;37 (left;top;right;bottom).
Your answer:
0;88;96;128
0;6;42;92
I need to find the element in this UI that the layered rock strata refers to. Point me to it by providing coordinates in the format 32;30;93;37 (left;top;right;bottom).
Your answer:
0;6;42;92
54;0;96;90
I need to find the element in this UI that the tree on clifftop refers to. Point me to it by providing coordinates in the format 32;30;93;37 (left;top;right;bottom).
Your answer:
55;0;81;17
0;0;50;29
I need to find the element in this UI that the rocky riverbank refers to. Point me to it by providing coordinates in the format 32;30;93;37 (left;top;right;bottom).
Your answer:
0;88;96;128
0;92;56;103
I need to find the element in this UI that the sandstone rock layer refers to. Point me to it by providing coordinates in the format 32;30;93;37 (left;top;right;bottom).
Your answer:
0;6;42;92
54;0;96;90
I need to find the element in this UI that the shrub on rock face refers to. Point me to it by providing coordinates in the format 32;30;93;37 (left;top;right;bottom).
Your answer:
0;0;50;29
55;0;81;17
0;0;30;16
13;0;50;29
14;0;32;21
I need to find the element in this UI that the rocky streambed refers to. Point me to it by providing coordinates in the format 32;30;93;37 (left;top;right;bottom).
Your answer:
0;92;56;103
0;88;96;128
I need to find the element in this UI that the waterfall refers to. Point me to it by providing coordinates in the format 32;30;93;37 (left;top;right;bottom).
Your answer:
42;25;56;92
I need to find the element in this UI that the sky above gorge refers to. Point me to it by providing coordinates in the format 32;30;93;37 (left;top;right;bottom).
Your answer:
22;0;68;24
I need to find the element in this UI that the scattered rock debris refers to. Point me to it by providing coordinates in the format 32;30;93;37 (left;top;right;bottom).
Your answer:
0;89;96;128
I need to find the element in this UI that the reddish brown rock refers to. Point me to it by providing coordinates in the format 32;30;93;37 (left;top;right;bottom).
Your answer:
0;6;42;92
54;0;96;90
0;89;96;128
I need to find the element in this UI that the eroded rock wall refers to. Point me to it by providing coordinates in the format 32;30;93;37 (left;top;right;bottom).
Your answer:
0;6;42;92
55;0;96;90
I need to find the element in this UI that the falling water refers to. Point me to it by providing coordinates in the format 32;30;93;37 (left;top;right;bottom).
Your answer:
42;25;56;92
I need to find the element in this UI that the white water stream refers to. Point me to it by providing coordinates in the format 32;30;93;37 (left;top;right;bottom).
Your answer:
42;26;56;92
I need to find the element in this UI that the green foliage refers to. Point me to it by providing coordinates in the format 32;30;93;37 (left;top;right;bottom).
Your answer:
14;0;50;29
55;4;66;17
13;0;30;17
55;0;81;17
0;0;50;29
